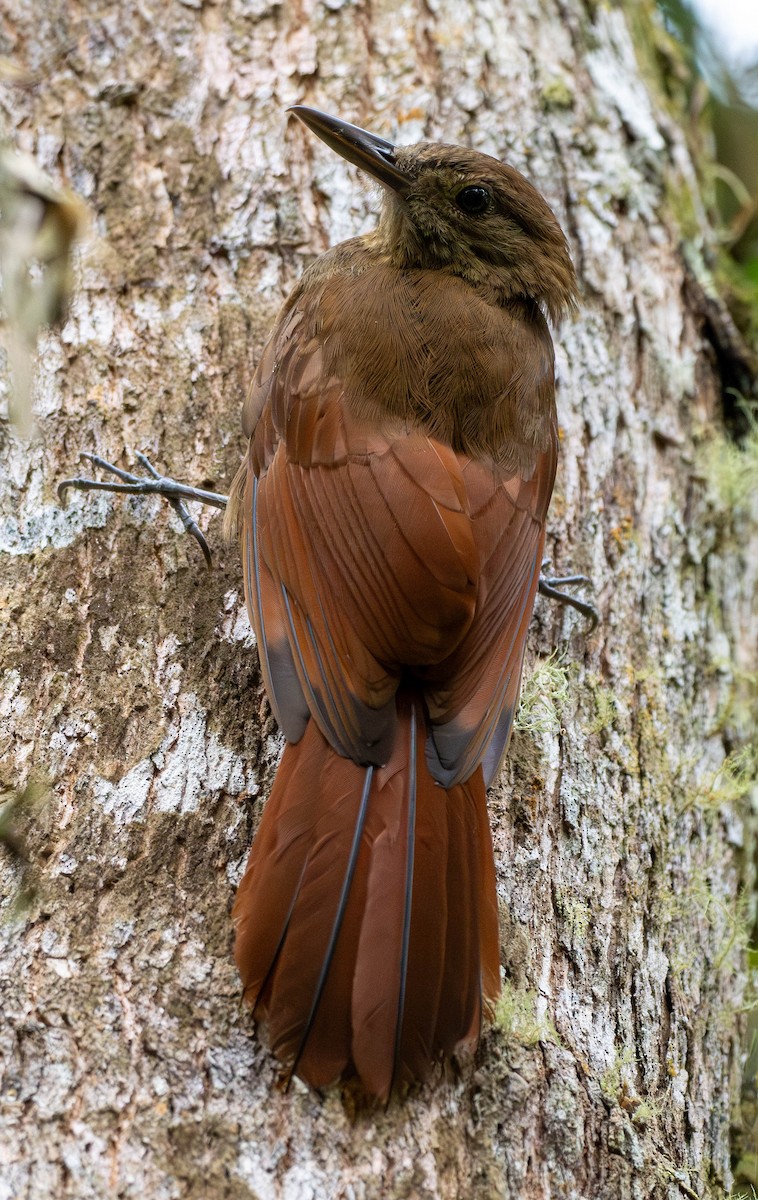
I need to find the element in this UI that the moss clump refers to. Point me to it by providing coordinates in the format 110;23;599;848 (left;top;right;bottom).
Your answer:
687;746;758;812
585;678;619;736
705;658;758;744
0;775;50;917
599;1045;636;1104
515;652;570;737
493;983;558;1047
632;664;676;810
654;864;750;979
554;891;592;943
654;1152;702;1200
697;404;758;512
540;78;575;111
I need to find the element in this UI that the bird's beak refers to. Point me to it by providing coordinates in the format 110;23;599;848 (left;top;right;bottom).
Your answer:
288;106;411;196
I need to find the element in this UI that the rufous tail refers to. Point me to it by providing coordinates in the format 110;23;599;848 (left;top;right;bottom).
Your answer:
232;698;500;1102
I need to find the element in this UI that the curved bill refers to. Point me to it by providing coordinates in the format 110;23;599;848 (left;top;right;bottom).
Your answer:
288;106;410;195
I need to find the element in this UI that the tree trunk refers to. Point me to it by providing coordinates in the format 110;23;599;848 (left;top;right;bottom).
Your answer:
1;2;755;1197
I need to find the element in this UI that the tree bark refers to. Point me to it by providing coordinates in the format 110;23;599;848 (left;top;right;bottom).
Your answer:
1;1;755;1197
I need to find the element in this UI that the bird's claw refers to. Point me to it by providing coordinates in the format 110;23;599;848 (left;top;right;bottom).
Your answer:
538;560;599;630
58;451;228;570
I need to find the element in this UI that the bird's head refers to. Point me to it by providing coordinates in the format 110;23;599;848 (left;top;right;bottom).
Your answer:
289;106;578;323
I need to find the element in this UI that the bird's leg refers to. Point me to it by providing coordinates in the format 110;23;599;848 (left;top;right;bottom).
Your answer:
58;451;229;569
538;560;599;629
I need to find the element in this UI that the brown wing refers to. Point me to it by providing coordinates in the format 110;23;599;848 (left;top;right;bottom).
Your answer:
240;267;556;783
242;289;480;765
422;438;557;786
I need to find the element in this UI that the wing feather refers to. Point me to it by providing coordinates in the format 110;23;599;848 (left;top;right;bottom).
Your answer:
421;437;556;785
250;418;479;763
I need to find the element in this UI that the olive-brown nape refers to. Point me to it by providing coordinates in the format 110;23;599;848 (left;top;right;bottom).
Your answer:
372;142;578;322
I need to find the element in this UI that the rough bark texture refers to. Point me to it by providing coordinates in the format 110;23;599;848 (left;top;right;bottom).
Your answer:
1;2;756;1197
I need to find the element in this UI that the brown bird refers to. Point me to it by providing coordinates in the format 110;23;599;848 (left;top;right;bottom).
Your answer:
225;107;579;1102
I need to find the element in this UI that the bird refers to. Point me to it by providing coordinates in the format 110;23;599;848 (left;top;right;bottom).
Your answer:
231;107;578;1102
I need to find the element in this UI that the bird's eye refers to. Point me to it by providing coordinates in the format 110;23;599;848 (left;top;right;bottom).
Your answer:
455;186;491;215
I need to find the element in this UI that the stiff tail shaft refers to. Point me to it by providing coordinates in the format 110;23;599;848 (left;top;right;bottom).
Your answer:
233;700;500;1102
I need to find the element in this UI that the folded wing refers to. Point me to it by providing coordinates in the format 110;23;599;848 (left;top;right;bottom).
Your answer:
241;278;556;785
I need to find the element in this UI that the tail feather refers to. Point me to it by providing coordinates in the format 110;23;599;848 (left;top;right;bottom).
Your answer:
287;764;372;1085
233;701;501;1101
350;702;419;1101
263;761;369;1065
434;780;482;1055
390;731;449;1086
233;730;325;1004
294;830;369;1088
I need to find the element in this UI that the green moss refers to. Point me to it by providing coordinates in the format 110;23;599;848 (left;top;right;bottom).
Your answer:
663;175;702;242
514;651;570;737
632;665;676;809
599;1045;635;1103
585;677;619;735
493;983;558;1047
0;775;50;917
631;1097;662;1129
687;746;758;812
655;865;750;977
710;665;758;742
654;1153;702;1200
620;0;696;120
697;408;758;512
554;891;591;942
540;78;575;111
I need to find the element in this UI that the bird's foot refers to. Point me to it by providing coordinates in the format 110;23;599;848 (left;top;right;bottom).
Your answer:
538;560;599;630
58;451;229;569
